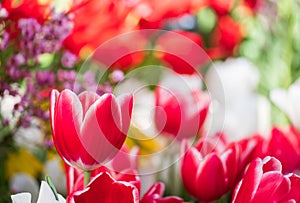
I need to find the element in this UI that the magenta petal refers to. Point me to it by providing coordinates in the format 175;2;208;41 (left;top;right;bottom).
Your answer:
142;182;164;201
50;89;59;134
78;91;100;117
251;172;291;203
221;144;239;189
284;174;300;202
262;156;282;172
72;172;138;203
195;153;228;202
109;181;139;203
117;93;133;135
181;146;202;198
50;89;60;155
268;128;299;172
54;89;83;164
232;158;263;203
80;94;123;165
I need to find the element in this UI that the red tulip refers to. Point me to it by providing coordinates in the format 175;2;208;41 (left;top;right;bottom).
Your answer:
259;127;300;173
181;133;259;202
50;89;133;171
67;171;139;203
140;182;184;203
232;157;291;203
66;165;184;203
181;142;228;201
154;74;209;140
209;16;243;58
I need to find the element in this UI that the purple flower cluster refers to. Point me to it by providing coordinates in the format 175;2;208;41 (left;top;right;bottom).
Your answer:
18;11;74;60
61;50;77;68
35;70;55;87
1;9;76;129
57;70;77;90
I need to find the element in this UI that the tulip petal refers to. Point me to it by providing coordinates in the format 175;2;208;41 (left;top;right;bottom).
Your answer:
232;158;263;203
262;156;282;172
11;193;31;203
181;144;202;198
142;182;164;200
268;128;299;172
221;143;239;189
50;89;59;135
72;172;138;203
110;181;139;203
80;94;123;165
283;174;300;202
54;90;83;164
195;153;228;202
141;182;184;203
116;93;133;135
78;91;100;117
37;181;66;203
251;172;291;203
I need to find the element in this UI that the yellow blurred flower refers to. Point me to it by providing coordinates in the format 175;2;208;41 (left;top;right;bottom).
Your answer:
126;126;164;155
6;148;43;179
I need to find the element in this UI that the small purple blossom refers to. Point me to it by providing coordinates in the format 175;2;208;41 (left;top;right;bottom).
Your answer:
61;51;77;68
35;70;55;86
2;118;9;126
57;70;77;89
18;18;41;40
0;31;9;50
110;69;124;83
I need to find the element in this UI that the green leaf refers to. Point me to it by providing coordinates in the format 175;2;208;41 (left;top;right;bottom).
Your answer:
45;176;59;201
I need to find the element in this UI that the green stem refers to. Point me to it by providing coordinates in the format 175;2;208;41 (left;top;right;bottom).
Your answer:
84;171;91;187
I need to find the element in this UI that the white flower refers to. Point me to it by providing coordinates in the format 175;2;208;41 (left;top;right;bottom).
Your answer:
270;79;300;130
44;157;67;194
14;118;44;151
11;181;65;203
10;173;39;202
0;7;8;18
0;92;21;128
205;58;271;140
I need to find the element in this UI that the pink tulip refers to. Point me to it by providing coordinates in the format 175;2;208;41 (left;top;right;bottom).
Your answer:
263;127;300;173
50;89;133;171
232;157;291;203
154;75;209;140
181;134;259;202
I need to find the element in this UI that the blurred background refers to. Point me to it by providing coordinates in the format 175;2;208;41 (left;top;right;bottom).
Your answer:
1;0;300;202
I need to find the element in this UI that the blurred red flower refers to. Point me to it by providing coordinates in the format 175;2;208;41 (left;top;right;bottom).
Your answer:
63;0;138;56
208;16;243;59
209;0;235;15
156;30;207;74
2;0;50;23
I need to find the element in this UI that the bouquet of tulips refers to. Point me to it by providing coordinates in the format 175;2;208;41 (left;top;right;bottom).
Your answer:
1;0;300;203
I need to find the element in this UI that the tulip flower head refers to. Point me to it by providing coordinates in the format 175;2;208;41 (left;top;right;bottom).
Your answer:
155;73;209;140
50;89;133;171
